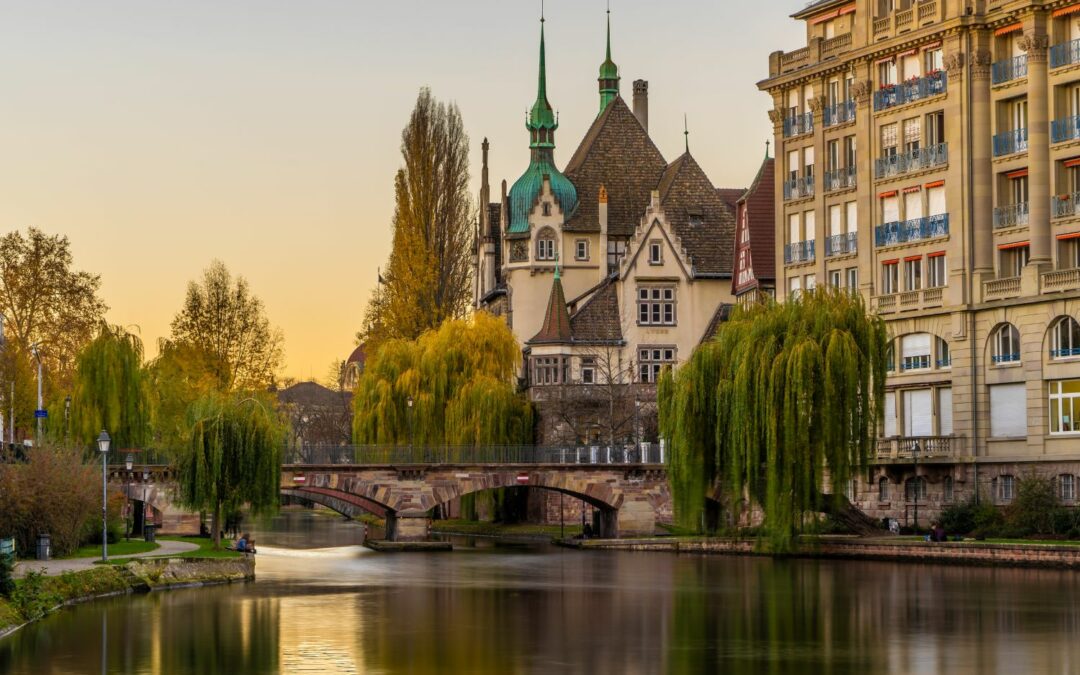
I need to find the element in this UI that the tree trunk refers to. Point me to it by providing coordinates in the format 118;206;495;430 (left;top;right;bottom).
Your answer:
211;502;222;549
816;492;885;536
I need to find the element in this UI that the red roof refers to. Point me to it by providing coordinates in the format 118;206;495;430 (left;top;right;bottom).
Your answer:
346;344;366;365
733;157;775;293
528;274;573;344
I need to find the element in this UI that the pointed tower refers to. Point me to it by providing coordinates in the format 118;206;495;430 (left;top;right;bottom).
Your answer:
507;15;579;234
528;261;573;344
598;7;620;113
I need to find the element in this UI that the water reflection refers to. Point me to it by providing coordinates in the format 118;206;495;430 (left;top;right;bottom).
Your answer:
2;512;1080;674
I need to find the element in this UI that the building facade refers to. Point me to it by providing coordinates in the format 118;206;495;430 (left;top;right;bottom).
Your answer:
761;0;1080;524
475;14;744;445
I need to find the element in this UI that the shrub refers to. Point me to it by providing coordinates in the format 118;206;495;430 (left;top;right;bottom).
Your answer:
1005;475;1061;536
10;570;62;621
0;553;13;598
938;494;1002;536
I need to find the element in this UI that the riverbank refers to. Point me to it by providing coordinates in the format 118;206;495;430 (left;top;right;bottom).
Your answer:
562;535;1080;568
0;556;255;640
430;519;583;540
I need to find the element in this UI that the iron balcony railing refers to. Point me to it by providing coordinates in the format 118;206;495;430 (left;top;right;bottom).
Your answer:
992;352;1020;364
993;202;1029;229
1052;116;1080;144
281;444;668;466
824;100;856;127
1051;39;1080;68
901;355;931;372
873;71;946;111
874;143;948;179
825;232;858;257
824;166;857;192
783;112;814;138
783;175;814;201
875;214;950;247
784;240;815;265
936;356;952;368
1053;192;1080;219
992;55;1027;84
1051;348;1080;359
993;128;1028;157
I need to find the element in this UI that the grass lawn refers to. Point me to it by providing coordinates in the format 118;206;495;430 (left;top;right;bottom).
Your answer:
95;536;244;565
431;519;583;539
61;540;158;560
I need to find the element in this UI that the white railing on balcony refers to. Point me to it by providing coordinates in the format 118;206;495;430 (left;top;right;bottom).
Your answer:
876;436;960;460
874;143;948;179
821;33;853;58
993;202;1029;229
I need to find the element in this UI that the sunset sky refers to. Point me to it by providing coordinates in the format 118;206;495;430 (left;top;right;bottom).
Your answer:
1;1;802;381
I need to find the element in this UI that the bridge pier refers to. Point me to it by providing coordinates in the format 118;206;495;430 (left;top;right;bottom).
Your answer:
386;511;431;542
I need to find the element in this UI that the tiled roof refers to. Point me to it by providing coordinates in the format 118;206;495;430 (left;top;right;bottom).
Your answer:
700;303;734;344
657;153;738;277
528;274;573;344
716;188;744;211
739;157;776;283
278;381;350;407
488;202;503;285
569;280;623;345
563;97;668;237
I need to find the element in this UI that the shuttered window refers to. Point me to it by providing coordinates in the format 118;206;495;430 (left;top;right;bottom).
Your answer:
938;388;953;436
882;196;900;223
928;186;946;216
903;389;933;436
901;333;931;371
884;392;897;437
990;383;1027;438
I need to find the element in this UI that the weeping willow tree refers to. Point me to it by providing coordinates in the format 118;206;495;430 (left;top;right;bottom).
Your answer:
70;324;150;451
659;288;888;551
176;394;285;548
353;311;532;446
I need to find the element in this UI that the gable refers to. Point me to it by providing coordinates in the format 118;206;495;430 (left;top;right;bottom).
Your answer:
658;154;737;277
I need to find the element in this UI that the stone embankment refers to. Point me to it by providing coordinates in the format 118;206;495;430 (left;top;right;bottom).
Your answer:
0;557;254;639
565;536;1080;569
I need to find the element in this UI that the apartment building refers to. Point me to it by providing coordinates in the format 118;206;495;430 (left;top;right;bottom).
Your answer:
760;0;1080;524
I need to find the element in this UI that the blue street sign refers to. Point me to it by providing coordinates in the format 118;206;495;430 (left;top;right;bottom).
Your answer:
34;409;47;419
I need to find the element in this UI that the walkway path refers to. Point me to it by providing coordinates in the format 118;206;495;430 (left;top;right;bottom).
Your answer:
14;539;199;577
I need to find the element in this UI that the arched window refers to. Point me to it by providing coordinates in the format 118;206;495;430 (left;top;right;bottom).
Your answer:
904;476;927;502
1050;317;1080;359
878;476;889;502
900;333;932;371
885;341;896;373
936;336;951;369
536;228;556;261
1061;474;1076;501
992;323;1021;364
998;474;1015;503
943;476;954;503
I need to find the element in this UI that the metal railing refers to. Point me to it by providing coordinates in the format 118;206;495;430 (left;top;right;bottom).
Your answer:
1051;348;1080;359
993;128;1028;157
784;240;816;265
824;100;856;127
874;143;948;179
1051;38;1080;68
1053;193;1080;219
825;232;857;257
824;166;856;192
783;112;814;138
106;451;172;466
783;175;814;201
1051;116;1080;144
875;214;950;247
992;55;1027;84
282;444;668;466
993;202;1029;229
873;71;946;111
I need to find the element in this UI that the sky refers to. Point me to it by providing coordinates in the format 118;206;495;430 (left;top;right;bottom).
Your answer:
0;1;804;381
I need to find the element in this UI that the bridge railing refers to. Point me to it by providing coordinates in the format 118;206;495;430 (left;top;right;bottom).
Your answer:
282;444;667;466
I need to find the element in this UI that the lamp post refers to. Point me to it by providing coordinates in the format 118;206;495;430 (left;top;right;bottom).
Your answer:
912;439;921;532
124;453;134;541
30;343;42;443
406;395;414;457
64;395;71;444
97;430;111;561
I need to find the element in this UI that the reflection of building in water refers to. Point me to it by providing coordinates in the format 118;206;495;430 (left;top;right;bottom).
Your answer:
277;594;366;674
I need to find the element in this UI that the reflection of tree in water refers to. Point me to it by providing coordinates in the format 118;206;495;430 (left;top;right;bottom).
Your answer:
153;593;280;674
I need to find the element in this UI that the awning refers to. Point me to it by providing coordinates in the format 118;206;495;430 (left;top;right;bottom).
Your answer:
923;41;942;50
925;180;946;189
998;240;1030;250
1053;4;1080;18
876;55;896;64
881;258;899;265
995;23;1023;37
1065;157;1080;168
1057;231;1080;240
1005;168;1029;179
903;186;922;194
904;255;923;262
879;190;898;198
898;48;918;57
927;251;947;258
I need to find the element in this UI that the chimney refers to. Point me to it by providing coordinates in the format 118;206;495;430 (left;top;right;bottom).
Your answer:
633;80;649;132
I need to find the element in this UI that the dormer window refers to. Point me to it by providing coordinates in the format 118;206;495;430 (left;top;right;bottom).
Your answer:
648;240;663;265
542;202;552;217
689;211;704;227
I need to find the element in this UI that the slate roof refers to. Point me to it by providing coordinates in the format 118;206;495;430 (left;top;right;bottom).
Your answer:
563;97;668;237
738;157;776;284
657;152;738;277
528;274;573;345
700;303;734;344
277;381;350;408
488;202;503;285
568;280;623;345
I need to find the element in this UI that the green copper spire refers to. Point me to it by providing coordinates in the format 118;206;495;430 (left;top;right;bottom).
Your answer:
598;4;620;113
528;14;558;150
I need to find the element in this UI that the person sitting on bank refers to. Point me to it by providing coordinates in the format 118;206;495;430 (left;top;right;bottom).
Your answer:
232;533;249;552
246;538;256;555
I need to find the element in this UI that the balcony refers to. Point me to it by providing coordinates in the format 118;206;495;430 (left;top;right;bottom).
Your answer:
992;351;1021;364
992;55;1027;85
824;100;856;127
874;143;948;179
874;286;945;315
875;214;950;247
993;128;1028;157
824;166;856;192
1043;268;1080;293
783;175;814;201
1050;39;1080;69
1052;347;1080;359
876;436;962;461
1052;116;1080;144
784;240;816;265
821;33;853;60
993;202;1029;229
783;112;814;138
984;276;1021;301
873;72;946;111
825;232;857;257
1053;193;1080;219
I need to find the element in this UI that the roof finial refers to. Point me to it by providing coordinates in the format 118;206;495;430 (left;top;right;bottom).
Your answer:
765;139;771;159
684;114;690;153
598;0;620;113
554;250;561;280
541;0;545;22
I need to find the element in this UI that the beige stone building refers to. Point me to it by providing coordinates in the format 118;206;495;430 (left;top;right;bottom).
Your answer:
761;0;1080;525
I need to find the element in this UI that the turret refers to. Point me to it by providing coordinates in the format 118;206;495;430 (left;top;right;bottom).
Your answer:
598;7;620;113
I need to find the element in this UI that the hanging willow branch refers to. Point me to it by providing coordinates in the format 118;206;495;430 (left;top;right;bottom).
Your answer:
71;323;151;451
659;288;887;550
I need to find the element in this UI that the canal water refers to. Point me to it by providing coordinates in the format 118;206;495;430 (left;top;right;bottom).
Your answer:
2;510;1080;674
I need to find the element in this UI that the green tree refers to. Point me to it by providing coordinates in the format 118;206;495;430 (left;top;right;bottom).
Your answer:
659;288;888;550
359;88;474;351
70;324;150;451
176;394;284;548
169;260;283;391
353;312;531;446
147;340;229;451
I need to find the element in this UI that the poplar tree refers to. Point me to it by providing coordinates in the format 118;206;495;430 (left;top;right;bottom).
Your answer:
659;288;888;550
70;324;150;451
359;88;474;351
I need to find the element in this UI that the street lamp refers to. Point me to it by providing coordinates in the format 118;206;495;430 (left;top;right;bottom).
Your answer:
97;430;111;561
125;453;134;541
912;439;921;532
64;395;71;444
406;396;414;457
30;343;42;443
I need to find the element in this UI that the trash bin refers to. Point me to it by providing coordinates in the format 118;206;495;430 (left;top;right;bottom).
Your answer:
36;533;50;561
0;537;14;561
144;524;156;543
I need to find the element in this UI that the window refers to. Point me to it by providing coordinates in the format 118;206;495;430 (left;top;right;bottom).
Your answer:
881;123;898;157
904;188;923;222
1062;474;1076;501
884;390;897;436
903;117;921;154
542;202;552;217
992;323;1021;364
925;47;943;73
688;211;704;227
829;205;843;237
789;276;802;298
648;240;663;265
804;147;815;180
990;383;1027;437
1050;380;1080;434
844;478;855;502
901;333;933;370
936;337;951;368
846;201;858;233
1050;316;1080;359
829;269;843;288
1011;174;1029;205
882;194;900;223
1059;237;1080;270
938;387;953;435
536;231;556;261
580;357;596;385
904;257;922;291
998;475;1016;503
944;476;954;502
637;286;676;326
905;477;927;502
788;150;800;182
878;476;889;503
607;240;626;270
901;52;920;81
805;211;816;242
533;356;568;386
902;388;933;435
927;253;947;288
639;346;675;383
879;59;897;87
575;239;589;261
926;111;945;147
805;274;817;291
827;140;840;172
846;266;859;291
1001;244;1030;277
1011;98;1028;132
844;136;857;170
882;261;899;294
789;213;801;244
927;185;946;216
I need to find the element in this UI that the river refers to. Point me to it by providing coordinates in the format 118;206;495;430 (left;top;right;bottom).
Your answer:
2;510;1080;674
